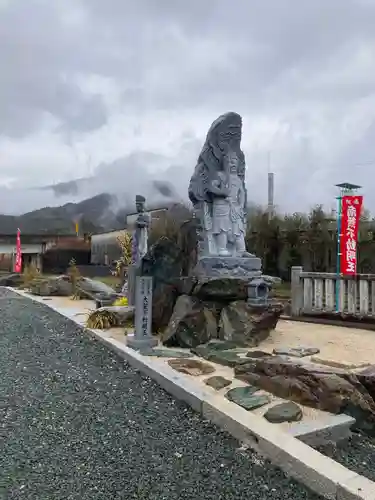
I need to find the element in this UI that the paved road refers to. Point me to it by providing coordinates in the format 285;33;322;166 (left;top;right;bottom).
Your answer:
0;289;322;500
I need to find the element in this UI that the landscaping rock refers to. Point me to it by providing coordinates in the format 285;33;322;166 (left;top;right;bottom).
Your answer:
29;275;118;300
246;350;273;359
190;344;213;359
205;376;232;390
94;293;119;308
357;365;375;399
172;276;197;296
234;356;375;435
219;301;283;346
205;340;246;351
190;341;241;358
30;276;73;296
264;402;303;423
273;346;320;358
192;277;249;301
138;348;193;358
141;237;183;332
177;216;199;275
191;344;249;368
0;273;23;287
162;295;218;348
225;386;271;411
205;350;249;368
168;358;215;376
78;277;116;297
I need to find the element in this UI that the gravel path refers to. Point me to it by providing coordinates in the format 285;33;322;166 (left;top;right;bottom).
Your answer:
0;289;322;500
318;432;375;483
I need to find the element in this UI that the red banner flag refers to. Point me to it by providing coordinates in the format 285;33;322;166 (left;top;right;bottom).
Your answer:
14;228;22;273
340;195;363;275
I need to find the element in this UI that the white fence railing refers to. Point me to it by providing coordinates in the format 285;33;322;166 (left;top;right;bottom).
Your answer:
291;266;375;318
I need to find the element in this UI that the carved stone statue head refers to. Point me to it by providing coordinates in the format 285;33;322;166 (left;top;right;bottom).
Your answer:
188;112;245;207
135;195;146;213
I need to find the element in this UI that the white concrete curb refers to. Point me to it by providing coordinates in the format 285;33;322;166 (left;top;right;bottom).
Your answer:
9;288;375;500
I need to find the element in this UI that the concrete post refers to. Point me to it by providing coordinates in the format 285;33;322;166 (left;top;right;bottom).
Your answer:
127;276;158;350
127;263;140;306
291;266;303;316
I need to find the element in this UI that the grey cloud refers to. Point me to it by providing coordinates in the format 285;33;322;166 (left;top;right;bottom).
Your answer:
0;146;193;215
0;0;108;137
1;0;375;214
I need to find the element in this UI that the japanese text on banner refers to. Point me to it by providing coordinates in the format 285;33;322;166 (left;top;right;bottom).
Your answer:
339;195;363;275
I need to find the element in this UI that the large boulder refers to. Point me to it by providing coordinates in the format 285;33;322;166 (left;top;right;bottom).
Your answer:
77;277;115;295
77;277;118;302
234;356;375;435
162;295;218;348
177;217;199;276
30;276;73;296
29;275;118;300
357;365;375;400
0;273;23;288
219;301;283;346
141;237;184;332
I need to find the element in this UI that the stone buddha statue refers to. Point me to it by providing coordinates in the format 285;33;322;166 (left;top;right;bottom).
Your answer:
189;112;250;259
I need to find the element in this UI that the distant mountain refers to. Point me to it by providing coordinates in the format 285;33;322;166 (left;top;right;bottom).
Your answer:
0;193;116;235
0;192;191;235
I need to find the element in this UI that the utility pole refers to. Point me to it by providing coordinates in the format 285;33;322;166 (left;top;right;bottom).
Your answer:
267;152;275;221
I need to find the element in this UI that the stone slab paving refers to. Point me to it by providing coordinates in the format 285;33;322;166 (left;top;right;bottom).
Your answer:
0;289;324;500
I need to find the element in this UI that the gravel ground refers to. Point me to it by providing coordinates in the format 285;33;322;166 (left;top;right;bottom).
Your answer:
0;289;323;500
318;431;375;483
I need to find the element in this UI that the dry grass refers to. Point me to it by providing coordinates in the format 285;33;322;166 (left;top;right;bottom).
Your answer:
86;309;119;329
21;264;40;289
86;308;134;330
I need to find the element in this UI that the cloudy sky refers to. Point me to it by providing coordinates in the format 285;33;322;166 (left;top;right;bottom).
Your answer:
1;0;375;215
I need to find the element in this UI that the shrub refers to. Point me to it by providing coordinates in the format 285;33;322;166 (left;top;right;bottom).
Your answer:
22;263;40;289
67;258;81;299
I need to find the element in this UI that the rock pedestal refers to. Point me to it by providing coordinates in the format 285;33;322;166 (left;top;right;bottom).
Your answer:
193;256;262;278
161;272;283;348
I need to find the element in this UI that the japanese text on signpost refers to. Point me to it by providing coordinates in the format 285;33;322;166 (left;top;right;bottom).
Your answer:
135;276;153;339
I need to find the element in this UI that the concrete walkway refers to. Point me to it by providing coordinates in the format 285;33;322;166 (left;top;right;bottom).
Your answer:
0;289;322;500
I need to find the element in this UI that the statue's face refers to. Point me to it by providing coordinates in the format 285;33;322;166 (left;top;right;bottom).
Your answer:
228;153;238;173
136;201;144;213
221;125;241;149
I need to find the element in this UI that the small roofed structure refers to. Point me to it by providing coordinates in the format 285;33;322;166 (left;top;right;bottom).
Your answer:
0;233;86;273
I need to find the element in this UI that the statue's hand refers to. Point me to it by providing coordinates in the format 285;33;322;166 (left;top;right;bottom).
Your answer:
217;186;230;197
209;184;229;197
